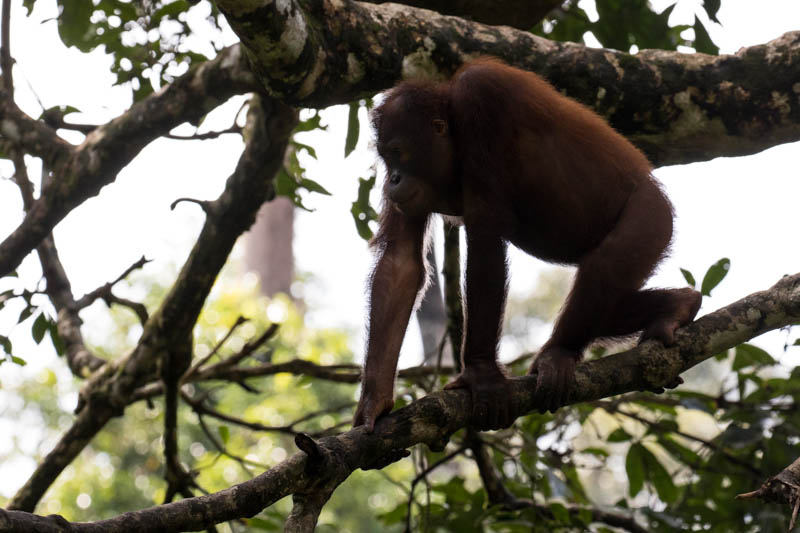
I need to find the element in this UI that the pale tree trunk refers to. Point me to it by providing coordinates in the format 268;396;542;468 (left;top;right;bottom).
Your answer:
246;196;295;297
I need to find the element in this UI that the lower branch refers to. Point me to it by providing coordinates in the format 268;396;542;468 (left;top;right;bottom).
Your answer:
1;273;797;531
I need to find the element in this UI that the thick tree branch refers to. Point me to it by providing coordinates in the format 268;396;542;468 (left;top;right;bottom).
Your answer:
216;0;800;165
0;94;72;167
7;95;297;512
1;273;797;531
0;44;259;279
367;0;561;29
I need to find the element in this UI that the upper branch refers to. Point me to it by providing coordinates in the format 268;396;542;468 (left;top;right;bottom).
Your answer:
364;0;561;29
0;44;259;279
216;0;800;165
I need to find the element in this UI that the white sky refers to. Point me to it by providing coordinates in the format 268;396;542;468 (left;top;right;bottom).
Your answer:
0;0;799;497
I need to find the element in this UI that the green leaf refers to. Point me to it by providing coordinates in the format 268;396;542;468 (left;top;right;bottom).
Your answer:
700;258;730;296
293;111;325;133
580;447;609;457
0;334;11;354
649;420;678;434
713;349;729;361
275;168;298;195
659;435;701;466
152;0;190;24
679;268;696;288
274;168;307;210
57;0;96;52
299;178;331;196
10;355;27;366
719;423;762;449
32;313;49;344
732;343;775;370
794;338;800;346
703;0;721;23
218;425;230;445
292;141;318;160
350;175;377;241
640;445;678;502
692;17;718;55
0;289;14;310
626;443;646;497
549;502;570;523
608;428;632;442
18;305;34;324
344;101;360;158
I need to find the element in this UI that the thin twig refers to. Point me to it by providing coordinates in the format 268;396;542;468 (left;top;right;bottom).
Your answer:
1;0;14;93
183;316;249;382
74;256;151;309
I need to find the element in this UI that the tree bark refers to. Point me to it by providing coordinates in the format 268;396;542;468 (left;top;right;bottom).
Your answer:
216;0;800;166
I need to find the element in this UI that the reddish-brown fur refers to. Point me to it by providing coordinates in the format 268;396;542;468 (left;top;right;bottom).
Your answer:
354;58;701;431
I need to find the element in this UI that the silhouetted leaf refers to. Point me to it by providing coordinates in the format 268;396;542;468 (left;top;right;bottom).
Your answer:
550;502;569;523
703;0;721;23
626;443;646;496
732;343;775;370
32;313;49;344
640;445;678;502
700;258;730;296
344;101;360;158
18;305;34;324
0;334;11;354
693;17;718;55
609;428;632;442
299;178;331;196
350;175;377;240
680;268;696;288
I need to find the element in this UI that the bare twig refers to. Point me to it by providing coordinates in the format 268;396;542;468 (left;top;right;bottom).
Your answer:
183;316;249;382
74;256;150;309
165;123;242;141
1;0;13;93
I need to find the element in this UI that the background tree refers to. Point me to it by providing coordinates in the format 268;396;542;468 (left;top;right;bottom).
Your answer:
0;1;799;532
